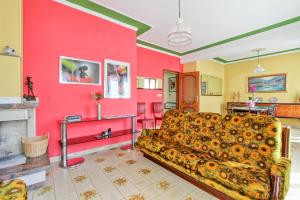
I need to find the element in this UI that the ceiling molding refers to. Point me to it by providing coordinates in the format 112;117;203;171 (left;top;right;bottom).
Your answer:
137;43;180;58
62;0;150;35
137;40;181;56
214;47;300;64
59;0;300;60
181;16;300;55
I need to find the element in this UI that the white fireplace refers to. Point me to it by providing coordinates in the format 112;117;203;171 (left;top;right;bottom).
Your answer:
0;100;38;159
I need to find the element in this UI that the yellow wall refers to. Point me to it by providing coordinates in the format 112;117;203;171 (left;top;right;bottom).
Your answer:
0;56;22;96
225;51;300;126
224;52;300;103
0;0;22;97
0;0;22;55
184;60;225;114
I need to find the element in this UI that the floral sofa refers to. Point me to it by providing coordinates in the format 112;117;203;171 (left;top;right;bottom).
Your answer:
0;179;27;200
136;110;291;200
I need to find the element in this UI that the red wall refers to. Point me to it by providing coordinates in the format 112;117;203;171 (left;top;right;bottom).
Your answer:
23;0;182;157
23;0;137;157
137;47;182;121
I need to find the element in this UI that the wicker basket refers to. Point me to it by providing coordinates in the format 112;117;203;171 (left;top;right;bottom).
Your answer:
22;133;49;158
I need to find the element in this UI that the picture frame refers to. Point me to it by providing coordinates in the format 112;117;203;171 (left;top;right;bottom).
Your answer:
168;77;176;92
59;56;101;85
201;82;207;95
104;59;131;98
248;73;287;93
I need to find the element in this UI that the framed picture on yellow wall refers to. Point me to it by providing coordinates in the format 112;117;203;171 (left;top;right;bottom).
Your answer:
248;73;287;93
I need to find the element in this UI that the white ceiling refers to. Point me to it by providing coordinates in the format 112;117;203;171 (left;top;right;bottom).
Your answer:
91;0;300;63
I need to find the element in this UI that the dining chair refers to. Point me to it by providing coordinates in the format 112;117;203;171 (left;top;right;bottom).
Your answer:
152;102;164;129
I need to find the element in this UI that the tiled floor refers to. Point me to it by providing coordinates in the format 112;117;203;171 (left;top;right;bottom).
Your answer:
28;144;300;200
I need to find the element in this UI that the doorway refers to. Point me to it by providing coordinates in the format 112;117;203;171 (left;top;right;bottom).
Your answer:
163;70;179;112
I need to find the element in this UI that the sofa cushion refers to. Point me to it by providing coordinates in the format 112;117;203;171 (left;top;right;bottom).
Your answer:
0;179;27;200
186;112;223;156
136;135;167;153
158;110;186;142
197;160;271;200
220;113;282;171
159;145;212;171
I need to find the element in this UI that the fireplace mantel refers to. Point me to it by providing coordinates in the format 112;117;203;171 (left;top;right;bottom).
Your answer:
0;99;39;158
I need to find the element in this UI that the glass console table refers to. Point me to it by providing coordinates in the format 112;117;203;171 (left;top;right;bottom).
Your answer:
58;115;136;168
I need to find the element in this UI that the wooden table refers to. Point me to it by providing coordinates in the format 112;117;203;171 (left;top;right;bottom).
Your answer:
227;102;300;118
227;106;270;115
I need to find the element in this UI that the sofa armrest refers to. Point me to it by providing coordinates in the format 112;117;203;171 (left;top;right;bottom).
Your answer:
270;157;291;200
141;129;160;137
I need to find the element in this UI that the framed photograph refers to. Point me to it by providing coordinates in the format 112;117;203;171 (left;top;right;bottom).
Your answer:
149;79;156;89
104;59;130;98
201;82;207;95
60;56;101;85
248;73;287;93
169;77;176;92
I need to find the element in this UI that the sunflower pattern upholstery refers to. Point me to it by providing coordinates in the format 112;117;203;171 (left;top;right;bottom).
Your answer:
0;179;27;200
136;110;291;200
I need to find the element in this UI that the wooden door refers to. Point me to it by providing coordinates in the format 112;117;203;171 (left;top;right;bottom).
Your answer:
179;72;199;112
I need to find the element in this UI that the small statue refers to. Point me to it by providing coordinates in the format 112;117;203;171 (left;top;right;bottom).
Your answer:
237;91;240;102
23;76;36;101
232;92;236;102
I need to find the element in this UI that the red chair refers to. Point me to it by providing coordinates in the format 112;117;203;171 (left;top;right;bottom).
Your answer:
152;102;164;129
137;102;154;129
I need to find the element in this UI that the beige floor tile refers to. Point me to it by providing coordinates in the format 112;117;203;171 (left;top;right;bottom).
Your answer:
29;143;300;200
184;188;217;200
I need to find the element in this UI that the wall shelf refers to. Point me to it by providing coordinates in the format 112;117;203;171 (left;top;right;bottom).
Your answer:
62;129;133;145
137;88;163;90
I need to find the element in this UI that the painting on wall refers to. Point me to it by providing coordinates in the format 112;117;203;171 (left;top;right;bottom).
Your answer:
60;56;101;85
248;73;287;93
104;59;130;98
169;77;176;92
201;82;207;95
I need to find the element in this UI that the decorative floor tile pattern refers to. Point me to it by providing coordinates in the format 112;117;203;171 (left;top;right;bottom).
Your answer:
113;177;128;186
36;186;53;196
158;180;171;191
74;175;88;183
80;189;97;200
103;166;116;173
28;143;300;200
138;168;151;175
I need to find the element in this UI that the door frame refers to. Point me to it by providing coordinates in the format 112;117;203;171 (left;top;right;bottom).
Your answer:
163;69;179;109
179;72;200;112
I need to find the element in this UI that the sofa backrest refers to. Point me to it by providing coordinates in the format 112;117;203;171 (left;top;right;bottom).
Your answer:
186;112;223;154
220;113;282;171
158;110;187;143
159;110;222;148
158;110;282;171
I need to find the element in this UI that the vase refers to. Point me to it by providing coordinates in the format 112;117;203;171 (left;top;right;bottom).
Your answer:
97;102;102;120
248;101;255;108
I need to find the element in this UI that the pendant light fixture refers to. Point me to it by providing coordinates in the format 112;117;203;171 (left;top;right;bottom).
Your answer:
168;0;192;46
252;48;266;73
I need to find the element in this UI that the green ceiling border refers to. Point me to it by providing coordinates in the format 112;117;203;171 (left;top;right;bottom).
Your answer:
214;47;300;64
182;16;300;55
213;57;229;63
66;0;151;36
64;1;300;58
137;40;182;56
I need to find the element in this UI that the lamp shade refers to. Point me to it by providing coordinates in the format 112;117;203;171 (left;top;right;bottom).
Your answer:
168;18;192;46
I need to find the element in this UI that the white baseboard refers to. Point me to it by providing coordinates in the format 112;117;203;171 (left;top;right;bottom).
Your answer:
9;171;46;187
50;140;131;163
